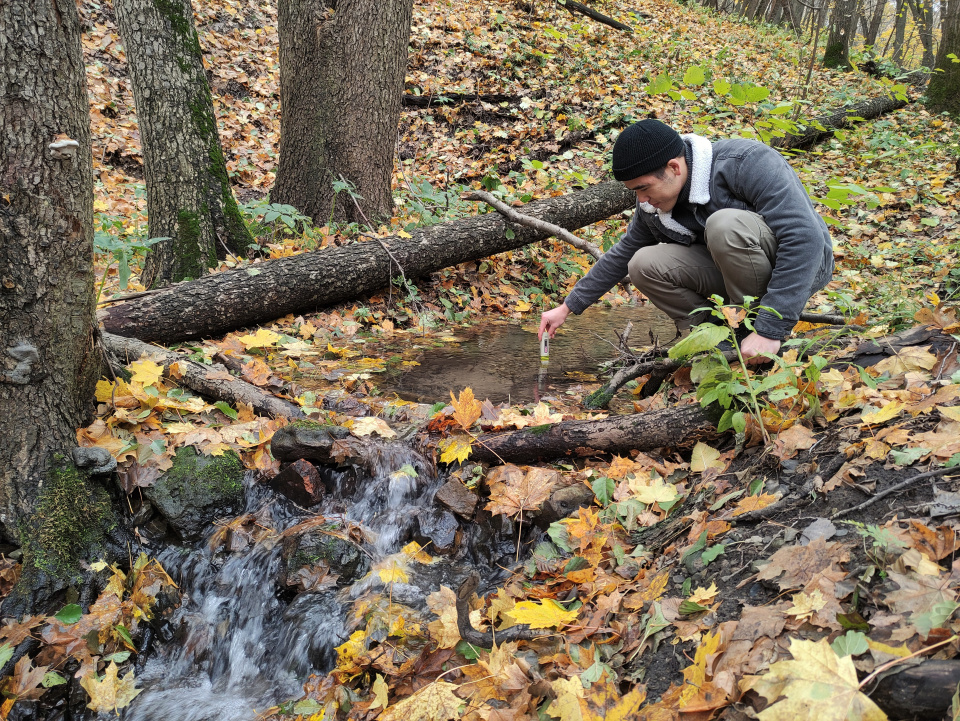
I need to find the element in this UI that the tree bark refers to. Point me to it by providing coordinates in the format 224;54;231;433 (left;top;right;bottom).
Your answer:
892;0;909;65
822;0;859;68
1;0;112;611
862;0;887;47
114;0;254;288
99;181;636;344
271;0;414;225
469;405;720;464
869;660;960;719
907;0;937;68
928;0;960;113
771;94;910;149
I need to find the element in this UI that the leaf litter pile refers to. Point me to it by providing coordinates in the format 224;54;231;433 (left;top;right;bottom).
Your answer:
5;0;960;717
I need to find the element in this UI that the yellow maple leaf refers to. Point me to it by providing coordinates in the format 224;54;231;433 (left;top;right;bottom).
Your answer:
938;405;960;422
747;638;886;721
79;662;141;713
380;680;463;721
690;441;725;473
163;422;196;434
688;582;719;605
450;387;482;430
350;417;397;439
238;328;281;349
784;589;827;622
129;358;164;386
860;401;904;425
506;598;577;629
530;401;563;425
628;476;680;507
402;541;437;565
438;434;473;464
547;676;585;721
581;684;646;721
376;562;409;585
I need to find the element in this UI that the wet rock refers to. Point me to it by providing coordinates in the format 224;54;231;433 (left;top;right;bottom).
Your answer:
281;528;369;588
144;447;245;541
434;478;479;519
321;391;367;416
271;422;354;464
269;459;325;507
462;510;516;566
413;508;461;554
535;484;595;527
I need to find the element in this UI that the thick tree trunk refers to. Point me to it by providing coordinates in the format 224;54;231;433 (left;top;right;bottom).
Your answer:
114;0;254;288
862;0;887;46
823;0;858;68
99;182;636;344
928;0;960;113
470;405;720;464
1;0;113;612
271;0;414;225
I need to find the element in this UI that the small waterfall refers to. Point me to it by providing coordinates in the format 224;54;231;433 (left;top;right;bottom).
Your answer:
124;440;444;721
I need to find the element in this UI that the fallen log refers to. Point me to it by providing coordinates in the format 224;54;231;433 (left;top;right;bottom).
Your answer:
558;0;633;31
101;332;305;420
402;92;521;108
869;660;960;719
100;182;635;344
773;94;910;150
470;404;719;464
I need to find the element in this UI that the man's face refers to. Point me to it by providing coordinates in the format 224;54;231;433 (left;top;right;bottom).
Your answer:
622;157;686;213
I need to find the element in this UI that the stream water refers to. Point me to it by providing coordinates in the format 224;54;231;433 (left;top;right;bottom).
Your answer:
378;303;674;404
123;442;512;721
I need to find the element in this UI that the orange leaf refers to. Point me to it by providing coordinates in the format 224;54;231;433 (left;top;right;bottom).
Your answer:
450;387;482;431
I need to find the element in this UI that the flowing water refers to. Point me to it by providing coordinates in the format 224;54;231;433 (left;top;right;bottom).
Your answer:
123;442;493;721
378;303;674;404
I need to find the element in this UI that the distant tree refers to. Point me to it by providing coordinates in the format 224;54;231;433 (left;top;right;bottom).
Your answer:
823;0;859;68
891;0;909;65
114;0;254;288
1;0;114;613
906;0;936;68
928;0;960;113
271;0;415;225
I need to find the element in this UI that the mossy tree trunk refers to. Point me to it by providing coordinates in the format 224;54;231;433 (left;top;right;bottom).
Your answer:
114;0;254;288
1;0;114;613
271;0;415;225
928;0;960;113
822;0;858;68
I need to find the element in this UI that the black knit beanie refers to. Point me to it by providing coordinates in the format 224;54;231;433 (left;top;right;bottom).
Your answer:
612;120;685;181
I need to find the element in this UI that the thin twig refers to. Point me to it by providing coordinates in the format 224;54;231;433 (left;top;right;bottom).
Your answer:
831;466;960;520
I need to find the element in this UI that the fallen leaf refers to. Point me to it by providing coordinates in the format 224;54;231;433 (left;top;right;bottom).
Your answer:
129;358;164;386
78;661;141;713
506;598;577;629
450;387;482;430
745;638;885;720
691;441;726;473
238;328;281;349
380;680;463;721
485;466;557;518
438;434;473;464
350;417;397;439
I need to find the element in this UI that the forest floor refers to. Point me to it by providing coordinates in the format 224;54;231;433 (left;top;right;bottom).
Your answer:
3;0;960;718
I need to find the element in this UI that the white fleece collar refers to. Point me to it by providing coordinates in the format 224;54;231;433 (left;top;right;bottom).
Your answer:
638;133;713;238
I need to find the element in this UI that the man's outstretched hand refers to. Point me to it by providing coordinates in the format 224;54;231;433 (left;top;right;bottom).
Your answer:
739;331;780;365
539;303;571;339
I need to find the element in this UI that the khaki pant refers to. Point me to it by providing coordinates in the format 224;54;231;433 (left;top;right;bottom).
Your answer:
627;209;778;332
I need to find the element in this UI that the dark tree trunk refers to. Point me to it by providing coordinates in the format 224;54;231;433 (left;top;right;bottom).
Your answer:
1;0;114;613
863;0;887;46
771;94;909;149
907;0;937;68
928;0;960;113
99;182;636;344
892;0;909;64
271;0;414;225
114;0;254;288
823;0;859;68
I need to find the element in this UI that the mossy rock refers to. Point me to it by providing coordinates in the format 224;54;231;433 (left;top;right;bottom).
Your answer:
144;447;245;540
281;528;369;588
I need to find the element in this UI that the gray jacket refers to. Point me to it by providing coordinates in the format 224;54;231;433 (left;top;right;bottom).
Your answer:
564;138;834;340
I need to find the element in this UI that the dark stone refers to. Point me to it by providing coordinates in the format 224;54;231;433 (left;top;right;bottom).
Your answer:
281;527;369;588
434;478;479;519
269;459;325;507
270;422;354;464
144;447;245;540
413;508;460;554
535;484;595;527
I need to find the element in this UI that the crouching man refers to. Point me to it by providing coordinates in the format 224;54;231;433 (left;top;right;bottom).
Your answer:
538;119;833;362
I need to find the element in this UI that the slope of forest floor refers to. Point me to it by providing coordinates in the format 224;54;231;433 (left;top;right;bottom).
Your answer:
3;0;960;718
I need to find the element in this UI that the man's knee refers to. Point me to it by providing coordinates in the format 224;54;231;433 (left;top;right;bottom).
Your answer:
705;208;774;261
